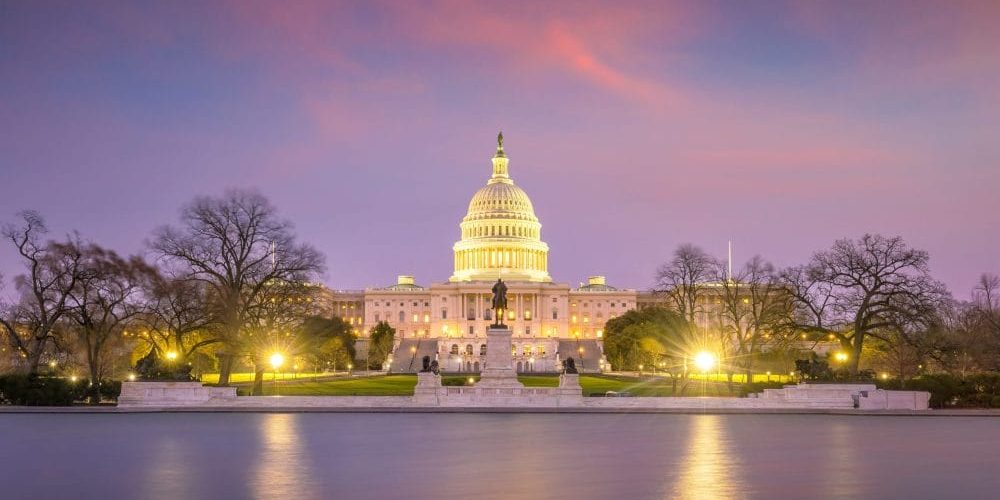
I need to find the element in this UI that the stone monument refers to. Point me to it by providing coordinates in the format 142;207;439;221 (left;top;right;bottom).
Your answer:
477;279;524;388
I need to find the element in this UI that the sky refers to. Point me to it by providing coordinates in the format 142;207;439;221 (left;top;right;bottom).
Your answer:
1;0;998;299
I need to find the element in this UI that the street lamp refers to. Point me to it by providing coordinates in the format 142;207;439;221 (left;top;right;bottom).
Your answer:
166;351;178;361
693;351;716;373
270;353;284;396
834;352;849;363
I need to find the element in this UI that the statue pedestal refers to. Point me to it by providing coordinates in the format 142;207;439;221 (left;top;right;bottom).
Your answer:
477;326;523;388
413;372;443;404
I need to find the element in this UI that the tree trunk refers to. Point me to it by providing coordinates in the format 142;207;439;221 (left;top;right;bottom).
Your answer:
217;353;234;386
252;360;265;395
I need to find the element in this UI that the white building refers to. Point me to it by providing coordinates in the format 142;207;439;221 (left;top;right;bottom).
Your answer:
328;134;638;373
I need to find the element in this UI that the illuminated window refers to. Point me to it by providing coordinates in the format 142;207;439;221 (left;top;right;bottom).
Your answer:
539;345;546;355
423;314;430;323
507;310;515;320
524;310;531;320
412;314;419;322
597;329;603;338
571;315;577;323
523;345;532;356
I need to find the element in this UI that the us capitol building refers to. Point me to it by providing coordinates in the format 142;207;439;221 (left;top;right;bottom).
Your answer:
327;134;639;373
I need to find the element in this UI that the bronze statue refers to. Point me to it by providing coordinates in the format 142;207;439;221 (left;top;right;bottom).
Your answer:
497;131;504;148
491;278;508;327
563;357;578;374
420;355;431;372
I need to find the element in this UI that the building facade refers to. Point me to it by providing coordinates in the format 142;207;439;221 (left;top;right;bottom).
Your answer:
327;134;638;372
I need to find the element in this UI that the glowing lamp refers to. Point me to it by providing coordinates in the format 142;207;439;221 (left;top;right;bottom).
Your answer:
693;351;716;373
270;353;285;370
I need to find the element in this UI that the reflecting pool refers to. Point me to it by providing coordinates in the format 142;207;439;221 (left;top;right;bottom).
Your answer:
1;413;997;499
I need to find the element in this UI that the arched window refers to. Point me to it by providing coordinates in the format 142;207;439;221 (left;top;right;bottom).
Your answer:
523;345;532;356
465;344;473;355
479;344;487;355
450;344;459;355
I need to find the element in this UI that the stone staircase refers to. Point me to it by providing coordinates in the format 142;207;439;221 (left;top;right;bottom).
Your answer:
557;340;603;373
390;339;440;373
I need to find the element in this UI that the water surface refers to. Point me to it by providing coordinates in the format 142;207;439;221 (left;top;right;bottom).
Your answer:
1;413;996;499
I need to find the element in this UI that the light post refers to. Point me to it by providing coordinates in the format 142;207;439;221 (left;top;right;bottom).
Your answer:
270;353;284;396
694;351;716;395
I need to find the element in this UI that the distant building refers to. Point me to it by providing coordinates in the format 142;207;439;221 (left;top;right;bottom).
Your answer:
326;135;636;373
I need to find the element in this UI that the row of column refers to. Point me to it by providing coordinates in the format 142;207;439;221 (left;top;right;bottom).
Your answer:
460;293;538;321
455;247;547;271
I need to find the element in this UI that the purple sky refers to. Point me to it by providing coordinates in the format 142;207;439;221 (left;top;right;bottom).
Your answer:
1;1;998;298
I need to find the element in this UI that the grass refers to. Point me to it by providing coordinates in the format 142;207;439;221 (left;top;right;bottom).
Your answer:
226;373;758;397
200;372;330;384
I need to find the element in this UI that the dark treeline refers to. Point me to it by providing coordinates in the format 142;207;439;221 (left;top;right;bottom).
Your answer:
0;190;381;399
605;235;999;388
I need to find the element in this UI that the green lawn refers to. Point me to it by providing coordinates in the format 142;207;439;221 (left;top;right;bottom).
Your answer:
201;372;330;384
231;373;752;397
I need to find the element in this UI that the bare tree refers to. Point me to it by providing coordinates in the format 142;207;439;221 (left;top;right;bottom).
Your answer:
0;211;86;374
139;272;219;363
781;234;948;374
149;190;325;385
654;244;719;325
64;245;150;398
717;255;793;382
945;274;1000;373
242;279;324;394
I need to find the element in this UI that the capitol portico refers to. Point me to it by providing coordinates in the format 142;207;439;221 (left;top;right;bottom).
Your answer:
328;134;638;373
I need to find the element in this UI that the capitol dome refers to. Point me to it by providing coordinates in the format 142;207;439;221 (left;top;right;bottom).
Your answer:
450;133;550;282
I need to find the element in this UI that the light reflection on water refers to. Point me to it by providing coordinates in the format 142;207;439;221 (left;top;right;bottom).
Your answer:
673;415;737;499
252;414;317;500
0;413;998;500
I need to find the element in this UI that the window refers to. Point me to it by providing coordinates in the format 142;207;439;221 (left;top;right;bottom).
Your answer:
412;313;419;322
525;326;531;336
467;308;475;320
441;308;448;319
423;314;430;323
539;345;546;355
412;301;417;306
524;310;532;320
507;310;515;320
523;345;532;356
374;313;380;322
465;344;474;355
399;311;405;323
552;309;558;320
484;309;492;320
468;326;474;335
451;344;459;355
480;344;487;355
